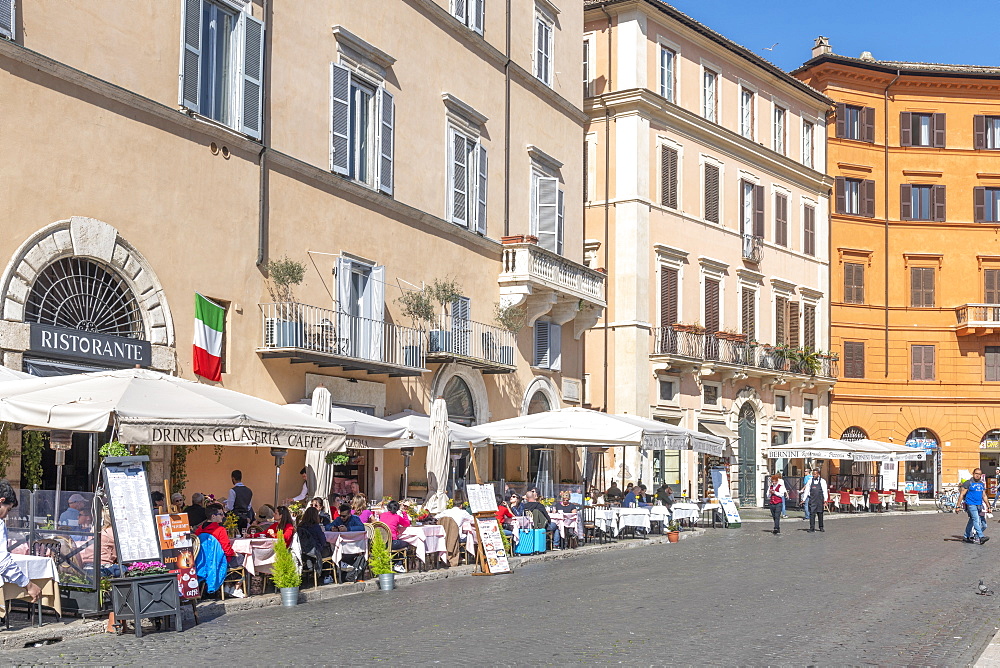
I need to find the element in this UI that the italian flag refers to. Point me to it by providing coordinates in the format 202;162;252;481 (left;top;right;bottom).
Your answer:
193;294;224;381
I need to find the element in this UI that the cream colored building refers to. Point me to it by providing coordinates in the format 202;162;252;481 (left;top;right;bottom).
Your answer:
583;0;833;504
0;0;603;502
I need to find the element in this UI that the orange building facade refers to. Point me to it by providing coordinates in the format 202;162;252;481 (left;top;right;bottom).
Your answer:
795;42;1000;495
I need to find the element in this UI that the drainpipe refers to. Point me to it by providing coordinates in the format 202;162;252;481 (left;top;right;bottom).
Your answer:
883;70;900;377
255;0;272;268
600;4;613;413
503;0;511;237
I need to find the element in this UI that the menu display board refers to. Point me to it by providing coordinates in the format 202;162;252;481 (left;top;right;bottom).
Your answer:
466;484;498;514
101;458;161;565
474;516;511;574
156;513;199;599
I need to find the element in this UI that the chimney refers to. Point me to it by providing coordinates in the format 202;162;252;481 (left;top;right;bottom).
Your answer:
812;36;831;58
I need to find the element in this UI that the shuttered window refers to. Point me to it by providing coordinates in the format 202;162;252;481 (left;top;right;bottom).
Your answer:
987;269;1000;303
583;140;589;202
451;0;484;33
0;0;13;40
534;11;554;86
775;296;787;344
661;146;678;209
911;345;935;381
533;321;561;370
448;127;487;234
986;346;1000;382
836;103;875;143
974;187;1000;223
973;115;1000;150
704;279;720;333
844;262;865;304
803;205;816;256
330;63;396;195
788;301;800;347
702;68;718;122
835;177;875;217
660;267;678;328
843;341;865;378
741;287;756;337
901;184;945;222
803;303;816;350
910;267;935;307
900;112;945;148
774;194;788;247
704;164;720;223
533;175;564;254
179;0;265;140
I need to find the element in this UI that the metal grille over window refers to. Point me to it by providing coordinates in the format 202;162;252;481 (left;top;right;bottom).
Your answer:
841;426;867;442
25;258;144;339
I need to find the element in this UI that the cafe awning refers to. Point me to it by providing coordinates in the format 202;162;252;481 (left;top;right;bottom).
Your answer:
764;437;926;462
0;368;347;451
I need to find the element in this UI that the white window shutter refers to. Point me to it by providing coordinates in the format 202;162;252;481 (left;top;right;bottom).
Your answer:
450;130;469;227
534;321;550;367
556;186;565;255
178;0;203;112
476;143;488;235
536;177;559;252
0;0;14;40
330;63;352;175
452;0;467;21
240;12;265;140
549;323;562;371
377;88;394;195
471;0;484;34
370;265;386;360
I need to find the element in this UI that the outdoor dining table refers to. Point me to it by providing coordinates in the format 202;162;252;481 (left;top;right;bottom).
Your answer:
324;530;367;564
670;502;700;523
548;511;579;539
398;525;446;564
4;554;61;627
231;537;277;576
596;507;651;537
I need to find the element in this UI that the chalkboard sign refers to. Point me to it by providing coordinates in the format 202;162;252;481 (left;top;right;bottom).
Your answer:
101;457;161;565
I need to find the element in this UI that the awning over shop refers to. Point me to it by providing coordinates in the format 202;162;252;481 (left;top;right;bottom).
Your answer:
384;409;488;449
699;421;737;441
284;400;409;448
764;437;926;462
0;368;347;451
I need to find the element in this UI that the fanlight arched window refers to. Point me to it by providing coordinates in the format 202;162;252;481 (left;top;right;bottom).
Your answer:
841;426;867;442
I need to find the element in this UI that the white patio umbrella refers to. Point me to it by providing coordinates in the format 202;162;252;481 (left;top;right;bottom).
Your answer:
303;387;334;507
283;401;409;446
424;398;451;513
0;368;347;451
384;409;488;449
0;366;30;381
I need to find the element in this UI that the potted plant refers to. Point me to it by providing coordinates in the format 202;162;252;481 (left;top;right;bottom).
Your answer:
109;560;181;637
264;256;307;347
271;537;302;606
369;529;395;591
666;520;681;543
427;278;464;353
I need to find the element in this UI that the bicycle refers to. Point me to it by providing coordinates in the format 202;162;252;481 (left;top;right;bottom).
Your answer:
935;489;959;512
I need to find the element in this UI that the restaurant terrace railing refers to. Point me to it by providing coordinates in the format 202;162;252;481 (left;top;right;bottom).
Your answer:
259;302;426;375
651;326;838;378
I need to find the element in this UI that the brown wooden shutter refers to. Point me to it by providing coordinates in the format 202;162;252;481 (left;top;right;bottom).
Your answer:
753;184;765;237
660;267;678;328
661;146;678;208
987;269;1000;303
925;268;935;307
975;115;987;150
705;279;720;332
788;301;800;348
844;263;854;302
804;303;816;350
911;345;921;380
775;296;787;344
856;263;865;303
804;205;816;255
986;346;1000;382
900;184;913;220
899;111;912;146
775;194;787;246
933;113;946;148
862;106;876;143
742;287;755;336
704;164;720;223
835;177;846;214
910;267;921;307
975;186;987;223
932;184;946;222
863;179;876;218
583;140;589;202
844;341;865;378
835;103;847;139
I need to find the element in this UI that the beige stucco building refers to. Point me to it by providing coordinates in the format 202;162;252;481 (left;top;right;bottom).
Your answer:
0;0;603;503
583;0;834;504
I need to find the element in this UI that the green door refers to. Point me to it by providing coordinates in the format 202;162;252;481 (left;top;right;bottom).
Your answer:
738;404;757;506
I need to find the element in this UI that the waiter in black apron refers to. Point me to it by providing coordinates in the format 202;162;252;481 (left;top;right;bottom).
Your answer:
807;468;828;533
225;469;254;532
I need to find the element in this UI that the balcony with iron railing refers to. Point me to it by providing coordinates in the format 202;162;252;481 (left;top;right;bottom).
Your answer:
956;304;1000;334
424;313;517;373
741;234;763;264
650;326;839;379
257;302;426;377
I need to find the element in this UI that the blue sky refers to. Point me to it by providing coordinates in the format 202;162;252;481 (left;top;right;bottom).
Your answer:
663;1;998;73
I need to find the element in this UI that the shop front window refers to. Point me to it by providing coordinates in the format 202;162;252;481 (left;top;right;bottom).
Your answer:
905;427;939;498
981;430;1000;499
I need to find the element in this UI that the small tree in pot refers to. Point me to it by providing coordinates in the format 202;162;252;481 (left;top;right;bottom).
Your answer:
264;257;307;347
271;537;302;606
369;530;395;591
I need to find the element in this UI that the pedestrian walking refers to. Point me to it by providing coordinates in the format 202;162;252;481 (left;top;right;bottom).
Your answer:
805;469;828;533
956;468;991;545
766;474;785;535
799;469;814;522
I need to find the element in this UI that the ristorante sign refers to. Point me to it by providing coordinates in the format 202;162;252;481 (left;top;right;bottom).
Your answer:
29;324;151;367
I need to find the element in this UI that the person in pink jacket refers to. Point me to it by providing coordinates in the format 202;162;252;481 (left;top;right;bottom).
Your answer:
378;500;411;573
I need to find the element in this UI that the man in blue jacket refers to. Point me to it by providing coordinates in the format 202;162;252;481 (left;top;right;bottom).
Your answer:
329;503;364;532
957;468;991;545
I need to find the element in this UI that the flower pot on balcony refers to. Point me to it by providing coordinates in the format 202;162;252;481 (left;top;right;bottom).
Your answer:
501;235;526;244
525;235;539;244
428;330;453;353
264;318;305;348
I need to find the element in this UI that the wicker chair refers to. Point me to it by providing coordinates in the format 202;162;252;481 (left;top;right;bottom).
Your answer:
370;521;413;572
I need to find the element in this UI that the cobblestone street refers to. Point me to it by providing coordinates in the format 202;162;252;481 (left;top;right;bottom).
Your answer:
4;513;1000;666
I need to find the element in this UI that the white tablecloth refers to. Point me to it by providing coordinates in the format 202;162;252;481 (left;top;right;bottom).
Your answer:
324;531;367;564
671;503;700;521
232;538;276;576
399;525;447;564
614;508;651;535
594;508;615;535
648;505;672;522
549;512;579;539
12;554;59;582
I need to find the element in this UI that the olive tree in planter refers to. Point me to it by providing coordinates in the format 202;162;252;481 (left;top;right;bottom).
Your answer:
369;529;395;591
271;537;302;606
264;257;307;348
428;278;464;354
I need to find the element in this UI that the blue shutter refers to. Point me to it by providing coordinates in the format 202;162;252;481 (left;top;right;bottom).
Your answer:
378;88;394;195
0;0;14;39
179;0;203;112
534;321;550;368
240;12;264;140
330;63;352;175
536;177;559;252
549;323;562;371
476;143;488;235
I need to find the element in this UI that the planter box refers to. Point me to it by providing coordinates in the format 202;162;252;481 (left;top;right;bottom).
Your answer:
110;573;182;638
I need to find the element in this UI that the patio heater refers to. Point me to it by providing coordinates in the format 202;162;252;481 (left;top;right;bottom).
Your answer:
50;430;72;519
271;447;287;507
448;452;462;499
534;448;554;500
400;447;414;500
